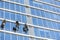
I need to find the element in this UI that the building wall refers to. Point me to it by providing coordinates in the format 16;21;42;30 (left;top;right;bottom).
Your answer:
0;0;60;40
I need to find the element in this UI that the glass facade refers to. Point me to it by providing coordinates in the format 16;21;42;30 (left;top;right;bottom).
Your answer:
0;0;60;40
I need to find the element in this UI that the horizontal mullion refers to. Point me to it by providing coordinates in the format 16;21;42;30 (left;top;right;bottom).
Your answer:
0;18;60;33
35;0;60;8
2;0;60;15
0;8;60;23
0;30;48;40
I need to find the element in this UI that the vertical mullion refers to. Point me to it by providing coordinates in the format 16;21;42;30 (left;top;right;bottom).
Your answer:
19;6;22;22
14;0;18;40
10;21;12;40
15;2;16;21
16;35;18;40
35;9;38;25
3;1;5;40
9;2;12;40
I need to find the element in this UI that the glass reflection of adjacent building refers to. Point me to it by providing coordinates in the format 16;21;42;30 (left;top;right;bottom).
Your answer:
0;0;60;40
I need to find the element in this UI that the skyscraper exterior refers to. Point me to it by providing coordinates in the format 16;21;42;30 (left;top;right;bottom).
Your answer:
0;0;60;40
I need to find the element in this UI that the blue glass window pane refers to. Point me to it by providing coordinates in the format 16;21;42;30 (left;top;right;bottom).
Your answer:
57;23;60;30
5;11;10;19
50;31;55;39
33;2;39;7
18;36;23;40
21;15;27;23
0;10;4;18
55;1;60;6
20;6;25;13
50;14;54;19
47;21;52;28
45;32;50;38
40;29;45;37
29;0;33;6
49;6;54;11
42;4;48;9
12;34;17;40
10;13;15;20
5;2;9;9
5;22;10;31
55;32;60;40
10;23;15;31
56;8;60;13
36;10;41;16
37;19;43;26
40;10;45;17
32;17;37;25
53;14;58;20
45;12;51;18
15;14;21;21
15;5;20;12
19;25;24;33
44;30;50;38
52;22;57;29
42;20;48;27
0;1;3;8
33;1;43;8
57;15;60;20
5;33;10;40
31;8;36;15
14;0;24;4
23;36;29;40
19;0;24;4
52;7;57;12
34;27;40;36
0;32;4;40
10;3;15;10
